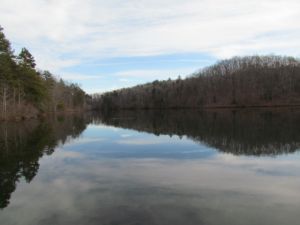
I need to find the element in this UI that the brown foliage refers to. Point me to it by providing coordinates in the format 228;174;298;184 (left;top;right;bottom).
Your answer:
92;55;300;109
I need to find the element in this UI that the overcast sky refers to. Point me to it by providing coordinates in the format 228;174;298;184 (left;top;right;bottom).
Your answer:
0;0;299;93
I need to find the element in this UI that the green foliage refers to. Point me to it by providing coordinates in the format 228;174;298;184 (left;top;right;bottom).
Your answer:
0;25;88;119
18;48;36;68
0;25;13;56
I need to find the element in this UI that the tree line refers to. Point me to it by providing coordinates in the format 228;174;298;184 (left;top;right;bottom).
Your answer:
0;26;88;120
92;55;300;110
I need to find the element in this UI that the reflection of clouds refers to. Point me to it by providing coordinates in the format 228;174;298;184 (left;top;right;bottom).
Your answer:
116;135;186;146
86;124;107;129
100;157;300;201
116;138;169;145
120;134;133;138
2;151;300;225
214;154;300;177
87;124;121;132
64;137;106;146
46;150;84;159
182;148;212;154
2;121;300;225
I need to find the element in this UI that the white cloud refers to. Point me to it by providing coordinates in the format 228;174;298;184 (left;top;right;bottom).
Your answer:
0;0;299;83
58;72;102;81
84;86;123;95
115;67;196;79
82;67;198;94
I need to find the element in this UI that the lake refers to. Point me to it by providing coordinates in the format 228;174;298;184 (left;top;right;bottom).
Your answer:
1;109;300;225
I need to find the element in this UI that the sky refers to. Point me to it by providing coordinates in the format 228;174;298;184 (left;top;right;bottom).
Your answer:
0;0;299;94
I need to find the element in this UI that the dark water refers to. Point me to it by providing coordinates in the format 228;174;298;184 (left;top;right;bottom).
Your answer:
1;109;300;225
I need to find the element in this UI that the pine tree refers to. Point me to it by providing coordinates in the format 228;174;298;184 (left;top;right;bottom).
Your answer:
0;25;87;119
18;48;36;68
0;26;15;118
0;26;13;56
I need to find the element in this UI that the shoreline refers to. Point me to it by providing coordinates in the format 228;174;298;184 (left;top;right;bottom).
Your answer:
0;109;88;122
97;104;300;111
1;105;300;122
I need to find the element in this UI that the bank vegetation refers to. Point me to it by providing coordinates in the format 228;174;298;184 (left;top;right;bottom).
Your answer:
0;26;88;120
92;55;300;110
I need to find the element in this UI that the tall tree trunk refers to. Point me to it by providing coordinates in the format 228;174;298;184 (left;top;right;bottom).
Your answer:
18;87;21;108
4;124;8;151
3;86;7;119
13;88;16;114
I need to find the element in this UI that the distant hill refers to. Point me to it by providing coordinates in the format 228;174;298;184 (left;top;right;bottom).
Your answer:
92;55;300;109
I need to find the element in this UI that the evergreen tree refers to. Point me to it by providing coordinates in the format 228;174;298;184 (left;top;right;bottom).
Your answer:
0;26;16;117
18;48;36;68
0;25;88;119
0;26;13;56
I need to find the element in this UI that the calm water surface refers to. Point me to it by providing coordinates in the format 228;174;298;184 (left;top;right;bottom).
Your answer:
1;109;300;225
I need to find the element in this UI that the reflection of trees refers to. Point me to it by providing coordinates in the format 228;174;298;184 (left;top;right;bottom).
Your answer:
0;115;87;209
97;109;300;156
2;110;299;209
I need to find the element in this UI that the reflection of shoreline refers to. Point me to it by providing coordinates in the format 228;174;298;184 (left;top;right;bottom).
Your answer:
0;115;87;209
96;109;300;156
1;109;299;210
198;104;300;109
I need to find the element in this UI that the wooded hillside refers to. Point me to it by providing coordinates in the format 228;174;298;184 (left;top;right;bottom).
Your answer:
92;55;300;110
0;26;88;120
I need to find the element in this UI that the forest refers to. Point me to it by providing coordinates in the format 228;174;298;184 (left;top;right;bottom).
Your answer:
92;55;300;110
2;23;300;115
0;26;88;120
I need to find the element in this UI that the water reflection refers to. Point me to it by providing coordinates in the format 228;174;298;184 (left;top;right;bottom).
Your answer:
0;115;87;209
1;109;300;225
97;109;300;156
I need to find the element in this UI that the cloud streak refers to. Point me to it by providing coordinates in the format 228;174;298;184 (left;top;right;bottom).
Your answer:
0;0;299;91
